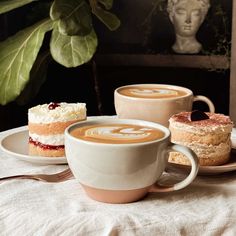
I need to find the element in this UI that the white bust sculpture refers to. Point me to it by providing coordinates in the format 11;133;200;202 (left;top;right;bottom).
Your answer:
167;0;210;54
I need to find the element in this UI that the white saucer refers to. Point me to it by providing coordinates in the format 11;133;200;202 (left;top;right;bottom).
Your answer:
0;126;67;165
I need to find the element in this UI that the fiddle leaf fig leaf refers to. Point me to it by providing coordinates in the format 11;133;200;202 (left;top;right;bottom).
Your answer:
16;51;52;105
98;0;113;10
0;0;37;14
50;26;97;67
91;4;120;31
0;18;53;105
50;0;92;36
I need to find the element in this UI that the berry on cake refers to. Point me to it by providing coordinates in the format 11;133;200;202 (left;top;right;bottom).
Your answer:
168;110;234;166
28;102;86;157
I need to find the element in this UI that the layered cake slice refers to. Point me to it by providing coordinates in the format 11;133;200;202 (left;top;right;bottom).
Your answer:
28;102;86;157
168;111;234;166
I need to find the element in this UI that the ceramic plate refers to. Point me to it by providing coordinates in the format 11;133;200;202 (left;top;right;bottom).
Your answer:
0;126;67;165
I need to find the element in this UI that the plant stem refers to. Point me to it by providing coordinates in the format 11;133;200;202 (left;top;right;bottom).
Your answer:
92;60;103;115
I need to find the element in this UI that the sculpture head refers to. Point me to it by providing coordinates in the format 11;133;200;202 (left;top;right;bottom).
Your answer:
167;0;210;37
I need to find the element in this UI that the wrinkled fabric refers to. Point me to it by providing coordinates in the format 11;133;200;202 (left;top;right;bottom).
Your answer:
1;126;236;236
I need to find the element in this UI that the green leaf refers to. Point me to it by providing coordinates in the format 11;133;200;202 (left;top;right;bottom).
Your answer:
98;0;113;10
91;4;120;31
0;18;53;105
50;26;97;67
16;51;52;105
0;0;37;14
50;0;92;36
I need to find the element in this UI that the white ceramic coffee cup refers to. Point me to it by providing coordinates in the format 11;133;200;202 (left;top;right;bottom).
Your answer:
114;84;215;127
65;118;199;204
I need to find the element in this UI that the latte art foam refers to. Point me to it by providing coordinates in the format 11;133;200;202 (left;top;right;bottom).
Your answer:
70;124;165;144
118;86;187;99
130;88;178;97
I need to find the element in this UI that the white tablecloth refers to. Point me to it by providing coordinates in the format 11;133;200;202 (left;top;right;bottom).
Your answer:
1;126;236;236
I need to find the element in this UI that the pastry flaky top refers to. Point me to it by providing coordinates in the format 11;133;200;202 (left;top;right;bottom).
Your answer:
169;111;234;135
28;102;86;124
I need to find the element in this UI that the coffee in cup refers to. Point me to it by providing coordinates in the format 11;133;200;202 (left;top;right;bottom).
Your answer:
117;85;187;99
70;123;165;144
65;118;199;204
114;84;215;127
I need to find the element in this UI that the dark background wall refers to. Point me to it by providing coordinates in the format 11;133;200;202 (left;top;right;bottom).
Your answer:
0;0;232;131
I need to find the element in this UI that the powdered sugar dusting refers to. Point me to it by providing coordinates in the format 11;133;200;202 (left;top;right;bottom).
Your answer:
169;112;234;134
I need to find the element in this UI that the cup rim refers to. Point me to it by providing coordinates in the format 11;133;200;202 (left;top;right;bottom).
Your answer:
65;118;170;146
114;83;193;100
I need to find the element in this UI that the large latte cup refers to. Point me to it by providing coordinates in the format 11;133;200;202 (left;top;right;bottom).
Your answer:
114;84;215;127
65;118;199;204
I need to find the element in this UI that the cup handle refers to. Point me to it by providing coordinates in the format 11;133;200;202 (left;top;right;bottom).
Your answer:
193;95;215;113
149;144;199;193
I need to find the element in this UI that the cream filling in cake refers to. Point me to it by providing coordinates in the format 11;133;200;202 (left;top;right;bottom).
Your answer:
28;102;86;124
29;133;64;146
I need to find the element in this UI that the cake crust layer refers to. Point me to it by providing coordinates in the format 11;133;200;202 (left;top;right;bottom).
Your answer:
28;119;86;135
169;127;230;145
169;151;230;166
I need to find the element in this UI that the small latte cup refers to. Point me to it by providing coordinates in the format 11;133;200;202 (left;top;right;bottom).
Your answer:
65;118;199;204
114;84;215;127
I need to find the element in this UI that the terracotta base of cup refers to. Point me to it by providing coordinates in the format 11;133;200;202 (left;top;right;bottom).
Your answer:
81;184;152;204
